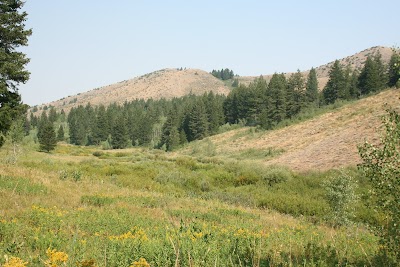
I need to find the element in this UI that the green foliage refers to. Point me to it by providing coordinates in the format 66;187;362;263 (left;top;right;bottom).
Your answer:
0;0;31;148
306;67;319;105
358;106;400;263
358;52;388;94
323;60;345;104
57;125;64;141
388;49;400;88
322;171;358;226
111;114;129;149
211;68;235;80
37;120;57;152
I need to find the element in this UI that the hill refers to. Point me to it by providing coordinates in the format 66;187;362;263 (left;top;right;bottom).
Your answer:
32;46;394;114
35;68;230;113
183;88;400;172
237;46;394;90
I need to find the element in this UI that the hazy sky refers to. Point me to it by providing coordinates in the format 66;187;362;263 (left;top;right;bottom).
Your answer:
19;0;399;106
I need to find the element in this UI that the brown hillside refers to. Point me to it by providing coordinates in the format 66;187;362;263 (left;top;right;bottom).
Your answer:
237;46;394;90
35;68;230;113
189;89;400;172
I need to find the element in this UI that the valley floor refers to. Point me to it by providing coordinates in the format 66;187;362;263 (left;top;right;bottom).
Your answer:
0;143;380;266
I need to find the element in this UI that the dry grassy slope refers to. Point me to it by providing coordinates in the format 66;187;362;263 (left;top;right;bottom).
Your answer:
202;89;400;172
237;46;394;91
36;68;230;113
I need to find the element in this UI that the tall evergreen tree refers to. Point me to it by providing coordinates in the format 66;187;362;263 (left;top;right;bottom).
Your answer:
48;107;57;123
187;99;209;141
286;70;305;118
268;73;287;124
111;114;129;149
37;121;57;152
92;105;109;145
0;1;32;147
323;60;344;104
358;53;387;95
57;125;65;141
306;67;319;105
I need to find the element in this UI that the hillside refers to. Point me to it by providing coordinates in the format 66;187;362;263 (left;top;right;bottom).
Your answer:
36;68;230;113
32;46;394;114
183;88;400;172
237;46;394;90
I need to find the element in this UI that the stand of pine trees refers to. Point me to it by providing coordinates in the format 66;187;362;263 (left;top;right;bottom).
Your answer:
30;50;399;151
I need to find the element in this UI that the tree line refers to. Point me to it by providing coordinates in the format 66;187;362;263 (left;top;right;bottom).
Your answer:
29;50;399;152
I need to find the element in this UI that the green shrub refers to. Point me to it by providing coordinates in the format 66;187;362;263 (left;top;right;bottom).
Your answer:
322;171;358;226
261;165;293;186
92;151;104;157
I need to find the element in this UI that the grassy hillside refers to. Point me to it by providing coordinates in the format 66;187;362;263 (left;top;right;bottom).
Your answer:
181;89;400;172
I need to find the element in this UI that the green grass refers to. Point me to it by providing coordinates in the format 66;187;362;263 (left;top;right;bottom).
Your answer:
0;142;382;266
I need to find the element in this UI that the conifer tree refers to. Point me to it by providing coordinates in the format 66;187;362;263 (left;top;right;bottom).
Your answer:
92;105;109;144
268;73;287;124
57;125;65;141
0;1;32;147
358;53;387;95
38;121;57;152
48;107;57;123
306;67;319;105
323;60;344;104
188;99;209;141
223;91;239;124
111;114;129;149
286;70;305;118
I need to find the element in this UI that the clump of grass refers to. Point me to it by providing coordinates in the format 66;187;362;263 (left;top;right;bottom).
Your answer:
81;195;115;207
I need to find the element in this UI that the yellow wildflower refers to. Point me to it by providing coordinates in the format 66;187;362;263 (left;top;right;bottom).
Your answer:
44;248;68;267
3;257;28;267
130;258;150;267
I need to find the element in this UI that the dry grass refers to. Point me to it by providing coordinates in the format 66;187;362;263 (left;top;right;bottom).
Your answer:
33;68;230;114
184;89;400;172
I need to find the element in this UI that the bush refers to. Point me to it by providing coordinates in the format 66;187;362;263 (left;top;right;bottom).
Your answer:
322;171;358;226
92;151;104;157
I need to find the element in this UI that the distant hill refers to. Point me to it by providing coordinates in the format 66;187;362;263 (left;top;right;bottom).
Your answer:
32;46;395;114
34;68;231;113
237;46;394;90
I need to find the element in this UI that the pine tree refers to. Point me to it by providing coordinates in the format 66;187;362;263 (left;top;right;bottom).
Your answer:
57;125;65;141
268;73;287;124
358;53;387;95
166;126;180;151
306;67;319;105
38;121;57;152
323;60;344;104
111;114;129;149
0;1;32;147
286;70;305;118
48;107;57;123
188;100;209;141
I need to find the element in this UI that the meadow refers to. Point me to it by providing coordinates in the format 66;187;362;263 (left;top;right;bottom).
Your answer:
0;138;382;267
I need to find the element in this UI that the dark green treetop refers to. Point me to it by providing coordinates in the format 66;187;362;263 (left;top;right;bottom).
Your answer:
0;0;32;147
